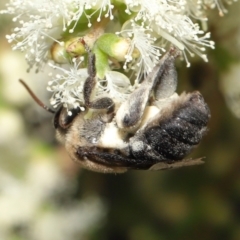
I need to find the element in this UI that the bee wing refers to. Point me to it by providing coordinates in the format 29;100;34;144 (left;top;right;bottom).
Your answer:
149;158;205;171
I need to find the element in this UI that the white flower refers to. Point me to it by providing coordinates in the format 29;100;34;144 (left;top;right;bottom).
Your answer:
122;0;215;67
1;0;70;71
1;0;235;109
47;57;88;114
117;20;163;82
201;0;233;16
84;0;115;25
184;0;232;19
152;15;215;67
98;70;133;101
1;0;115;71
48;58;134;111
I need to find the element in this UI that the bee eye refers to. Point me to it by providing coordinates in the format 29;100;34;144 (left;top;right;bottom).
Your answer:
54;107;81;129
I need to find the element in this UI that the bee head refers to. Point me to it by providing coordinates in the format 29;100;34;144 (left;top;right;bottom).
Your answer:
19;79;82;131
53;107;81;130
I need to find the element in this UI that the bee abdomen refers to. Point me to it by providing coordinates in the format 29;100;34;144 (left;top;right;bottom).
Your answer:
176;91;210;127
130;91;210;161
144;127;193;160
161;116;206;145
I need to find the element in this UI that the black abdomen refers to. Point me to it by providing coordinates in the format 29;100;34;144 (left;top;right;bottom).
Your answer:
131;91;211;162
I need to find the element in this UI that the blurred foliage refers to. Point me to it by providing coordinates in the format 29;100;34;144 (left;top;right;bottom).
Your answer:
0;1;240;240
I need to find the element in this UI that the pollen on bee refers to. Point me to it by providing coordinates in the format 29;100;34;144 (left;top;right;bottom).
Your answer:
99;122;128;149
131;140;144;152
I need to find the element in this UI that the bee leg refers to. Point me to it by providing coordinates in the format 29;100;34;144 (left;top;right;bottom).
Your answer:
83;53;115;114
115;80;152;131
90;97;115;114
116;47;179;131
83;53;97;107
153;48;179;100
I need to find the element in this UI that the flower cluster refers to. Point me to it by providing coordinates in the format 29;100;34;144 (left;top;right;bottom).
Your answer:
0;0;234;112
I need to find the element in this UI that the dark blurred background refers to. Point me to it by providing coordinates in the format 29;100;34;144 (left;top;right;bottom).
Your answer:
0;1;240;240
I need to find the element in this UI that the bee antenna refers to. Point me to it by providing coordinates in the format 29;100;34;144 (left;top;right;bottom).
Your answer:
19;79;55;114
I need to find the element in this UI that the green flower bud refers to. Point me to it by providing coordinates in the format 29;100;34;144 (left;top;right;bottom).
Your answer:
95;33;139;62
65;37;86;57
50;42;69;64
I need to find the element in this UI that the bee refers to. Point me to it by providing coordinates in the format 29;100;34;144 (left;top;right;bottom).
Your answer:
20;48;210;173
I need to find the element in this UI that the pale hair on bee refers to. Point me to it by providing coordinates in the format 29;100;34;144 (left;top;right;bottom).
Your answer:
20;47;210;173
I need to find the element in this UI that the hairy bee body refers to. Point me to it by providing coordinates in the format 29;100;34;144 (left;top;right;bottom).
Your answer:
57;90;209;173
21;48;210;173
